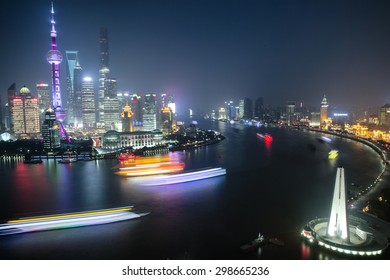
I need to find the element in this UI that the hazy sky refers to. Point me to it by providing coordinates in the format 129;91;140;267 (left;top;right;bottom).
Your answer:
1;0;390;114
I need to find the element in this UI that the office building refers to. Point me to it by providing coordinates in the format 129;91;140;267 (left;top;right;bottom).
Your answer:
81;77;96;128
103;78;120;131
65;50;79;125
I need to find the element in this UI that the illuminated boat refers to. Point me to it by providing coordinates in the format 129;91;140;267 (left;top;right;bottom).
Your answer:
0;206;149;236
117;153;136;161
256;133;272;142
58;157;77;163
264;133;273;142
116;161;185;177
328;150;339;159
139;167;226;186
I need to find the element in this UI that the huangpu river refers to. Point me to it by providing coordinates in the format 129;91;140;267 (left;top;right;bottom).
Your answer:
0;119;388;260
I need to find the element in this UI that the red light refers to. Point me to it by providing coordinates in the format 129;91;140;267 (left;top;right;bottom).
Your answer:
13;98;22;102
132;99;137;103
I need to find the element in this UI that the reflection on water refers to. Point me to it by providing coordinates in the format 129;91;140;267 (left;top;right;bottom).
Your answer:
0;120;387;259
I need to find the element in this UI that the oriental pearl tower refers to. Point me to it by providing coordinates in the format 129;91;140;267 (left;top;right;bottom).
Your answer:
46;2;66;124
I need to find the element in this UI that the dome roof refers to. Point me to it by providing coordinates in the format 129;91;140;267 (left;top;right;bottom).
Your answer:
20;86;30;94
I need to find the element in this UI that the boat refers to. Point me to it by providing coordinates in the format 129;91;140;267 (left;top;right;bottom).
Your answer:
328;150;339;159
138;167;226;186
23;159;43;164
115;161;185;177
117;153;136;161
240;233;267;252
58;157;77;163
0;206;149;236
256;133;273;142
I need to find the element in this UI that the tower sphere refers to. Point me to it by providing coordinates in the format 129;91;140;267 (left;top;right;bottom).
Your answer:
47;50;63;65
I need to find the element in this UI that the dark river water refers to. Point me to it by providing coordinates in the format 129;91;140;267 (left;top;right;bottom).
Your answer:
0;119;388;260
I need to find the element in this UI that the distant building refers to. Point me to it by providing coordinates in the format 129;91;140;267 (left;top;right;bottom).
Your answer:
103;78;120;131
121;102;134;132
41;107;61;152
130;94;142;129
218;107;227;120
102;130;158;150
320;95;329;128
379;104;390;126
161;106;173;134
254;97;264;120
11;86;40;139
286;101;296;125
81;77;96;128
239;98;253;119
73;60;83;128
36;83;50;122
310;112;320;127
98;27;110;125
225;101;234;120
65;50;79;125
143;94;157;131
7;83;17;131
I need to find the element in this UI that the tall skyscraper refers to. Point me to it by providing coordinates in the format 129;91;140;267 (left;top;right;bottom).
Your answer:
98;28;110;125
46;3;65;123
161;106;173;134
11;86;40;139
65;50;79;125
82;77;96;128
239;98;253;119
6;83;17;131
320;95;329;128
73;60;83;128
254;97;264;120
41;108;61;152
286;101;296;125
143;94;157;131
379;104;390;126
36;83;50;121
121;102;134;132
103;78;120;131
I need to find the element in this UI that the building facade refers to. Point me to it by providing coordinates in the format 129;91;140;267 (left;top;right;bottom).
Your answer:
41;108;61;152
379;104;390;126
81;77;96;128
73;60;83;128
102;130;159;150
320;95;329;128
36;83;51;122
65;50;79;125
103;78;120;131
11;86;40;139
143;94;157;131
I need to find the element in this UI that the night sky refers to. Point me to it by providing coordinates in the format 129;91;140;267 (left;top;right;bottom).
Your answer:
1;0;390;114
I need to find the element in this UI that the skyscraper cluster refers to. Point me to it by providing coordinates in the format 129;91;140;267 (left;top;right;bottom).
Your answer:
0;3;177;151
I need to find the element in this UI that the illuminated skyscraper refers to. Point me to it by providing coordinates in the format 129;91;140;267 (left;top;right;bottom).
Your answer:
41;107;61;152
121;102;134;132
36;83;50;121
98;28;110;125
103;78;120;131
11;86;40;139
239;98;253;119
286;101;296;125
320;95;329;128
379;104;390;126
143;94;157;131
161;106;173;134
73;60;83;128
46;3;65;123
82;77;96;128
6;83;17;131
65;50;79;125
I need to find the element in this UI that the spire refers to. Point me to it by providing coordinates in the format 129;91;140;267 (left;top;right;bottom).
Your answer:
50;2;57;39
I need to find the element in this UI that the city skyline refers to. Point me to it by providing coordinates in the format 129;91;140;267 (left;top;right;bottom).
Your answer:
1;0;390;114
